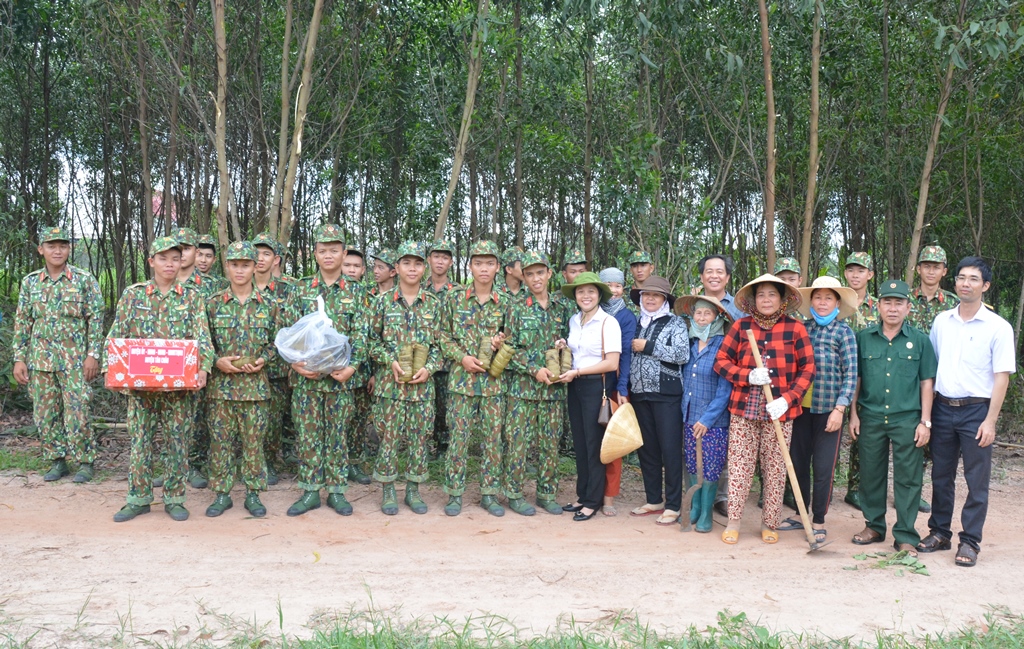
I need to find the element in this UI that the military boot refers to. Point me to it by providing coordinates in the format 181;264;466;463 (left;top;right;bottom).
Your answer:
165;504;190;521
287;490;321;516
266;464;279;486
326;493;353;516
153;476;165;488
349;465;372;485
113;503;150;523
918;497;931;513
73;463;95;484
188;469;209;489
844;490;861;511
381;483;399;516
481;495;505;517
244;492;267;517
205;493;233;517
536;498;563;515
43;459;69;482
508;497;536;516
444;495;462;517
404;482;428;514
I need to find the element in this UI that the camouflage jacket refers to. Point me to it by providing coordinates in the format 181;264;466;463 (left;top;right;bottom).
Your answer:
282;272;366;393
106;280;215;373
255;277;293;380
505;292;573;401
439;285;508;397
848;294;879;333
13;265;105;372
497;282;528;305
368;287;443;402
423;278;459;372
206;288;279;401
908;287;958;334
181;268;227;300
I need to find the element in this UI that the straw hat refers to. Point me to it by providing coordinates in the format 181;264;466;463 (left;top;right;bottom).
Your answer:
673;294;734;323
797;276;861;321
629;275;676;308
734;273;802;315
600;403;643;464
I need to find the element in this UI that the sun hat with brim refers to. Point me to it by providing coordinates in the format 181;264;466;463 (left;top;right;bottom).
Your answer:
629;276;676;308
734;273;803;315
600;403;643;464
560;271;612;303
673;294;734;323
796;276;860;321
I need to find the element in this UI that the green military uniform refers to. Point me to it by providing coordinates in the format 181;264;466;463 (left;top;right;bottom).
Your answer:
108;237;215;521
196;233;225;280
503;251;573;515
854;280;937;546
439;240;508;515
843;251;879;503
282;224;366;516
204;242;277;517
498;247;528;304
909;246;958;333
424;239;459;454
13;227;104;482
625;250;652;317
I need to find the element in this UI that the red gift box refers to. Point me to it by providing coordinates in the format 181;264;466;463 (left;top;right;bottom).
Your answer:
105;338;201;392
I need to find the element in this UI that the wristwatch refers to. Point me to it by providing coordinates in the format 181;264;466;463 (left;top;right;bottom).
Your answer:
920;420;932;429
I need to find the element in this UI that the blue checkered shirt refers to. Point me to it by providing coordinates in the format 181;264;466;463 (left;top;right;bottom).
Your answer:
804;318;858;414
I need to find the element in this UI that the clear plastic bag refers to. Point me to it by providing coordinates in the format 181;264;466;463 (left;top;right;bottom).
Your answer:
275;295;351;374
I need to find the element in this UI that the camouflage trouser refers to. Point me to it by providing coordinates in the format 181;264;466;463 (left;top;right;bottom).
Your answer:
847;438;861;493
503;398;562;501
348;386;372;467
264;377;293;463
432;371;449;451
208;399;268;493
445;393;503;497
29;369;94;464
188;390;208;469
126;391;193;506
292;387;352;494
372;396;433;483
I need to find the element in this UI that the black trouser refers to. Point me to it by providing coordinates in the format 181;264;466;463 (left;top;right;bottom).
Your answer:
632;395;684;512
567;374;613;510
928;400;991;551
791;411;841;525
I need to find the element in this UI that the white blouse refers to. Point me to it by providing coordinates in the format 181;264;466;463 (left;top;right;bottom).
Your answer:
567;308;622;370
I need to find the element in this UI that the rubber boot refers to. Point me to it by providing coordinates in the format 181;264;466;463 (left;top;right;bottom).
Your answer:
381;483;399;516
205;493;233;517
326;493;353;516
444;495;462;517
481;495;505;517
536;499;563;515
165;504;190;521
73;463;95;484
349;465;372;485
697;481;717;533
404;482;428;514
244;491;267;517
188;469;209;490
113;503;150;523
688;474;701;525
508;497;536;516
844;490;861;510
287;490;321;516
44;459;69;482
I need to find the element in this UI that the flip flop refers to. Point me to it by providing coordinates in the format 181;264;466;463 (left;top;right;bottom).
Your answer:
722;529;739;545
777;517;804;531
630;503;665;517
761;528;779;544
813;528;827;543
602;505;618;517
655;510;680;526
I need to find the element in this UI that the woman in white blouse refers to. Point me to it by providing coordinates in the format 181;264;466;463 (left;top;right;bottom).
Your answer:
557;272;622;521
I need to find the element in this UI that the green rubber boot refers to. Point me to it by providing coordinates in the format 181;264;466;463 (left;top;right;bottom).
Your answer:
326;493;353;516
244;491;267;517
508;497;536;516
287;490;321;516
404;482;428;515
349;465;372;485
688;474;701;525
481;495;505;517
113;503;150;523
44;459;69;482
444;495;462;517
697;481;717;533
266;464;279;486
205;493;233;517
381;483;399;516
188;469;209;490
165;504;190;521
536;498;563;515
73;463;95;484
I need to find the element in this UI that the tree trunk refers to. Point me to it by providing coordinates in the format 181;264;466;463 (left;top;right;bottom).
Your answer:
798;0;821;285
512;0;524;247
212;0;232;253
136;21;154;251
268;0;293;239
433;0;490;242
757;0;777;272
582;55;594;263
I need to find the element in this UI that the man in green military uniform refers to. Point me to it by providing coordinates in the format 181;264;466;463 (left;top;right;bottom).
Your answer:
909;245;958;332
849;279;936;553
108;236;215;522
195;234;219;276
174;227;227;296
625;250;654;316
13;226;105;483
370;249;398;298
562;248;588;285
205;241;277;518
499;247;527;303
282;224;365;516
343;246;367;281
439;240;509;516
774;256;803;289
503;251;573;516
842;251;879;510
368;241;442;515
425;240;458;456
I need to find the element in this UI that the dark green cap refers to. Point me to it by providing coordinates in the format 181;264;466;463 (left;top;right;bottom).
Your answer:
521;250;550;269
429;239;456;255
845;251;872;268
918;245;947;264
197;234;217;250
396;240;427;261
774;257;801;274
40;226;69;243
225;240;258;262
173;227;198;247
878;279;910;299
252;232;281;255
502;246;525;267
469;240;500;259
314;223;345;244
149;236;182;257
627;250;652;265
564;248;588;267
372;248;397;266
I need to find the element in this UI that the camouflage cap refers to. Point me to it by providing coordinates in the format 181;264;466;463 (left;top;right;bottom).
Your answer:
878;279;910;299
845;251;872;268
197;233;218;250
918;245;948;265
372;248;397;266
627;250;653;265
39;226;69;243
149;236;182;257
429;239;456;255
314;223;345;244
395;240;427;261
225;240;258;262
521;250;551;269
564;247;588;266
251;232;281;255
774;256;801;274
469;240;500;259
173;227;198;247
502;246;525;267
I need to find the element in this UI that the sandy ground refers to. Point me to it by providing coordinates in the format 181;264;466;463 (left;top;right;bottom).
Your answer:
2;449;1023;647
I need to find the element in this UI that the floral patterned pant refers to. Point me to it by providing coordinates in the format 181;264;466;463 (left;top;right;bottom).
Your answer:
727;415;792;529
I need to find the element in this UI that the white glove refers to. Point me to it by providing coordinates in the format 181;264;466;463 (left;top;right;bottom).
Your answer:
766;397;788;421
748;367;771;386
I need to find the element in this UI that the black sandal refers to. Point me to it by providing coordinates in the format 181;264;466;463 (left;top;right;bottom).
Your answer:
917;533;952;553
955;542;978;568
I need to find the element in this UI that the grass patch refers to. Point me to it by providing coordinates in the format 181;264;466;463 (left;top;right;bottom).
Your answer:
0;447;46;473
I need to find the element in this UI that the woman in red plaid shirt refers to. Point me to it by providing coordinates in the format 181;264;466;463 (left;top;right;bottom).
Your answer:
714;274;815;545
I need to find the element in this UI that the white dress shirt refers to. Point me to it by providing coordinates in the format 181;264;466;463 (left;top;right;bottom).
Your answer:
930;305;1016;399
568;307;622;370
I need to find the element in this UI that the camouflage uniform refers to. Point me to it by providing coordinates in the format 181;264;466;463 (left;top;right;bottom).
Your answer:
439;240;508;497
424;240;459;453
106;237;215;506
844;252;879;499
909;246;958;334
13;227;104;467
206;242;278;495
625;250;652;317
503;251;573;504
498;247;528;304
283;225;366;497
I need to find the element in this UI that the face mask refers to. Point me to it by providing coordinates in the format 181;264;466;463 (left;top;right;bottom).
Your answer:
812;306;840;327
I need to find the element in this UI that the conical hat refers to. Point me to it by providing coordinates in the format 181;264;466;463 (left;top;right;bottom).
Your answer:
734;273;802;315
796;276;861;321
600;403;644;464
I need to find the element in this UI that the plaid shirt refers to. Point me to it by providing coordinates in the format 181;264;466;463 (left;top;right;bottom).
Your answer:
803;318;858;414
714;315;815;421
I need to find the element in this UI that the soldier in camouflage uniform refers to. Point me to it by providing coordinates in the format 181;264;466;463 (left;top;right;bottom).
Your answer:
625;250;654;317
503;251;573;516
498;247;527;303
108;236;215;522
842;251;879;510
370;248;398;297
13;226;105;483
562;248;588;285
439;240;509;517
367;241;442;515
195;234;219;276
343;246;367;282
774;256;803;290
425;240;458;456
282;224;366;517
204;241;277;518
